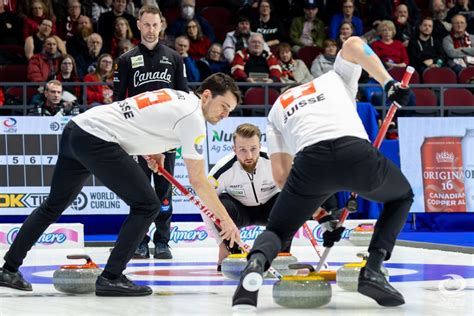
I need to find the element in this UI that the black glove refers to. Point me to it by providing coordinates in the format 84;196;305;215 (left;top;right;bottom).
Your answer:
318;214;345;248
384;79;410;107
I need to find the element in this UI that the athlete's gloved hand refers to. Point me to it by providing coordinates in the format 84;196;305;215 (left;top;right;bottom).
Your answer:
384;79;410;107
318;214;345;248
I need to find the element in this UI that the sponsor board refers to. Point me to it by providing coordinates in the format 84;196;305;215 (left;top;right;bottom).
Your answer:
206;117;267;165
399;117;474;212
1;116;71;134
144;220;376;248
0;187;124;215
0;223;84;249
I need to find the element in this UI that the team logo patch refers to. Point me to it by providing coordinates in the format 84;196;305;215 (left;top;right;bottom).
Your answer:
160;56;172;65
194;135;205;155
131;55;144;68
228;186;245;197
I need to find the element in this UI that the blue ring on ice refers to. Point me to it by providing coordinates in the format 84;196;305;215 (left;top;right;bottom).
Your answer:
20;261;474;286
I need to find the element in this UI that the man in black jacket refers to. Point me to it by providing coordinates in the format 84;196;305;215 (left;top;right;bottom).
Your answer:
113;5;188;260
407;16;446;74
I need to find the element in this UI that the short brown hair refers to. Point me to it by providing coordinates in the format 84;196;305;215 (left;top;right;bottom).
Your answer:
138;5;162;19
195;73;242;106
322;39;337;49
233;123;261;143
278;42;292;54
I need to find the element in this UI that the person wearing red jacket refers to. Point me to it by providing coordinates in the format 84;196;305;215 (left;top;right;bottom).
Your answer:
23;0;56;39
27;35;62;82
231;33;281;83
108;17;139;59
83;53;114;107
371;20;410;70
186;18;211;60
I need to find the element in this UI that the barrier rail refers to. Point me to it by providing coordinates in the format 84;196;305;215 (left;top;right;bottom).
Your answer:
1;82;474;117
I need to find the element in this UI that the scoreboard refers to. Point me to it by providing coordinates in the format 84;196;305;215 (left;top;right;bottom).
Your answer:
0;121;102;187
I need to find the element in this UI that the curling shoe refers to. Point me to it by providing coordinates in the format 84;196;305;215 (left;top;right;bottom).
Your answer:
0;268;32;291
358;266;405;306
96;274;152;296
232;258;264;312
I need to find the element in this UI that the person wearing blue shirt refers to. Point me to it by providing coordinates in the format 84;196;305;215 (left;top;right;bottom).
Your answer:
329;0;363;39
175;36;200;82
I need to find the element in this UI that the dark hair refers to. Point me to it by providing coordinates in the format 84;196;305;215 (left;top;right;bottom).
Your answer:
322;39;337;49
196;73;242;105
277;42;292;55
420;16;434;23
233;123;261;143
138;5;162;18
60;54;79;78
258;0;273;12
186;18;204;40
237;15;250;23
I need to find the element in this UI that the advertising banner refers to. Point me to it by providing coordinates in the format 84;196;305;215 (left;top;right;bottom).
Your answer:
145;220;376;248
399;117;474;212
0;223;84;249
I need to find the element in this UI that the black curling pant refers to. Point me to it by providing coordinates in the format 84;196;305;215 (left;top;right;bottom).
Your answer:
3;121;160;276
136;151;175;245
248;136;414;269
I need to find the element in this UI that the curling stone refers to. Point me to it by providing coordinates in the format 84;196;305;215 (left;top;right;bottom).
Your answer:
273;263;332;309
221;253;269;280
336;252;389;292
348;223;375;246
53;254;102;294
266;252;298;278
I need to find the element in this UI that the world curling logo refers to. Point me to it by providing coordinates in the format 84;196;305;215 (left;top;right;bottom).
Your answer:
49;122;61;131
3;117;17;133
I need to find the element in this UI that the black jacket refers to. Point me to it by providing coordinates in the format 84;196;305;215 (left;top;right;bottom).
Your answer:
407;36;446;73
113;43;188;101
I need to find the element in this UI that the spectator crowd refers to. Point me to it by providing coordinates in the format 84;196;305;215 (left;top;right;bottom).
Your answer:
1;0;474;115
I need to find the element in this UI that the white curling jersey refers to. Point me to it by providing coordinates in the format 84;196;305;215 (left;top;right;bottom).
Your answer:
267;53;369;156
208;150;279;206
72;89;205;159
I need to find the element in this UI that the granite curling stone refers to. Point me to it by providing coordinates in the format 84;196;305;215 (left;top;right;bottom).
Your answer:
348;223;375;246
266;252;298;278
221;253;268;280
53;254;102;294
336;252;389;291
273;263;332;308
